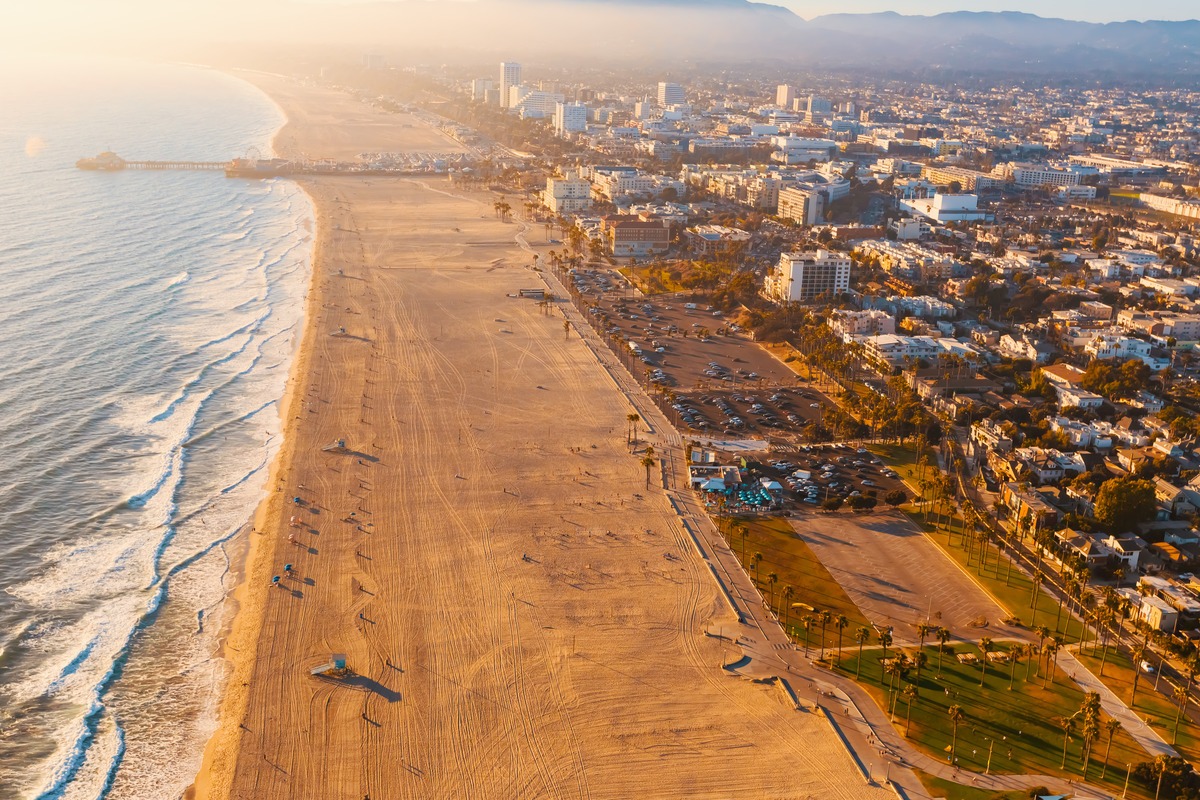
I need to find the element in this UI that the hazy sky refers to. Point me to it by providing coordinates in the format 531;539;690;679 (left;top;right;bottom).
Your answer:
781;0;1198;22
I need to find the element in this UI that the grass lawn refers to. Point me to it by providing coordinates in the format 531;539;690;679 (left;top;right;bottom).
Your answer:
916;772;1030;800
1074;647;1200;763
838;641;1156;796
722;517;873;653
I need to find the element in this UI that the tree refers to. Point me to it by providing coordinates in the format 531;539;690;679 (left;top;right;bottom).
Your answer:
979;636;994;687
884;489;908;508
781;585;794;629
903;685;919;736
752;551;763;584
1008;644;1023;690
822;497;843;512
626;413;641;443
1094;477;1157;534
767;572;779;611
948;705;965;764
1173;684;1190;745
1131;639;1148;708
854;626;872;678
834;614;849;663
878;630;893;676
1101;718;1122;779
641;455;656;488
936;627;951;678
818;610;832;660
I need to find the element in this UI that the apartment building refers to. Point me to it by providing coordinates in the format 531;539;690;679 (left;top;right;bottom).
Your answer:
499;62;521;108
541;170;593;215
764;250;851;303
553;102;587;137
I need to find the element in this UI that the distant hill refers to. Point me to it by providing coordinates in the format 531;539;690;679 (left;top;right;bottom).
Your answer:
802;10;1200;75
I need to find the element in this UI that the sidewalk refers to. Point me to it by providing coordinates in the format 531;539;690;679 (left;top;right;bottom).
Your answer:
1059;649;1178;758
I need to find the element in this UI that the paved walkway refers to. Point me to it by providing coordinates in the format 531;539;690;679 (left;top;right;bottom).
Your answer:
1059;649;1179;758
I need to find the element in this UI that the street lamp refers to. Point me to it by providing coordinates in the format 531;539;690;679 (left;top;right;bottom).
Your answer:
1123;762;1132;799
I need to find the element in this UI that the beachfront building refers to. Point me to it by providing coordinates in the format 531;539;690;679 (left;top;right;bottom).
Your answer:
542;170;592;215
602;215;670;257
763;250;851;304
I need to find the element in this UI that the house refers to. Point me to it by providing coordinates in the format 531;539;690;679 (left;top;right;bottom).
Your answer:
972;419;1013;454
1054;529;1109;567
1105;535;1146;569
1139;595;1179;631
1155;477;1197;517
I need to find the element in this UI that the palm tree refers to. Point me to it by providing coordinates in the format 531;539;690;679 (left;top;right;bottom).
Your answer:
801;614;815;655
936;627;951;678
1034;625;1050;677
978;636;994;687
834;614;849;664
626;413;640;443
1008;644;1022;691
641;455;656;488
1060;716;1075;769
1101;718;1122;779
854;626;872;678
751;551;763;585
1044;636;1063;688
737;524;748;563
816;610;833;660
947;705;965;764
1131;638;1148;708
903;685;919;736
766;572;779;611
781;585;794;630
879;630;893;672
1173;684;1190;745
885;657;910;717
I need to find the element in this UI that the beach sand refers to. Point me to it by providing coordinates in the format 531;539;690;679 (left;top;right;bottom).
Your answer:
191;74;890;800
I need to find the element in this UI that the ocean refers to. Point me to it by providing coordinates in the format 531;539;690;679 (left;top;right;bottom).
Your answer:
0;56;312;799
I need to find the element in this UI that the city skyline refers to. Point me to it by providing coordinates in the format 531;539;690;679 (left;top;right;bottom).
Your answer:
779;0;1199;23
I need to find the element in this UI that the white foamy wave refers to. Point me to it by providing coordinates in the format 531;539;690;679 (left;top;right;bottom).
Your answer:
165;271;190;289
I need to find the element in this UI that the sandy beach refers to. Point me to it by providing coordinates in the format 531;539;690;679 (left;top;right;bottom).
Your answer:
191;73;889;800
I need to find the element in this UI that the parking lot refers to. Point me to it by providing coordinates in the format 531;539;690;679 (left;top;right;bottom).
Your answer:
759;445;907;508
566;267;837;438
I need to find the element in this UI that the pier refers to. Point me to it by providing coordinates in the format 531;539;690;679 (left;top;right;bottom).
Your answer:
123;160;229;171
76;151;469;179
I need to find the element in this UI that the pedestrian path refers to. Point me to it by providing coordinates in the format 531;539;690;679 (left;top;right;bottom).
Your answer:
1059;649;1178;758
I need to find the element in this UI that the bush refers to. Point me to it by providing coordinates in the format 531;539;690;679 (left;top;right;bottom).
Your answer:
884;489;907;507
822;497;843;512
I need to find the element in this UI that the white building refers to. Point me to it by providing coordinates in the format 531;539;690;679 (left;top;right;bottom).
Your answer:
776;84;795;108
471;79;494;100
764;250;851;304
855;334;941;367
898;194;991;224
828;309;895;338
657;82;684;107
553;102;587;137
541;170;592;215
499;62;522;108
1010;164;1081;187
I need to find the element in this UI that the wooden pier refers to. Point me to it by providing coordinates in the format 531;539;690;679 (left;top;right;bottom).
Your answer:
123;160;229;171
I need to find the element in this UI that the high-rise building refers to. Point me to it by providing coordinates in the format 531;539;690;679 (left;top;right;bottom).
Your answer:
764;250;851;303
554;102;588;137
500;62;522;108
363;53;385;69
657;82;684;107
471;79;494;101
776;84;795;108
807;94;832;114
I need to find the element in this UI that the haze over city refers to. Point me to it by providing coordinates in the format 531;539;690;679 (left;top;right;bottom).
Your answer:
8;1;1200;800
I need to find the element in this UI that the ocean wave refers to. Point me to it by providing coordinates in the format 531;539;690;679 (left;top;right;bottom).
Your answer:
166;271;190;289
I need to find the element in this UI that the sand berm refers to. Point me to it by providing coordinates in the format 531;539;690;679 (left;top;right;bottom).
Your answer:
188;72;891;800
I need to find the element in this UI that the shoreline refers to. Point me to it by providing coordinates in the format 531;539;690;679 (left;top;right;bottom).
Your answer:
187;71;323;800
